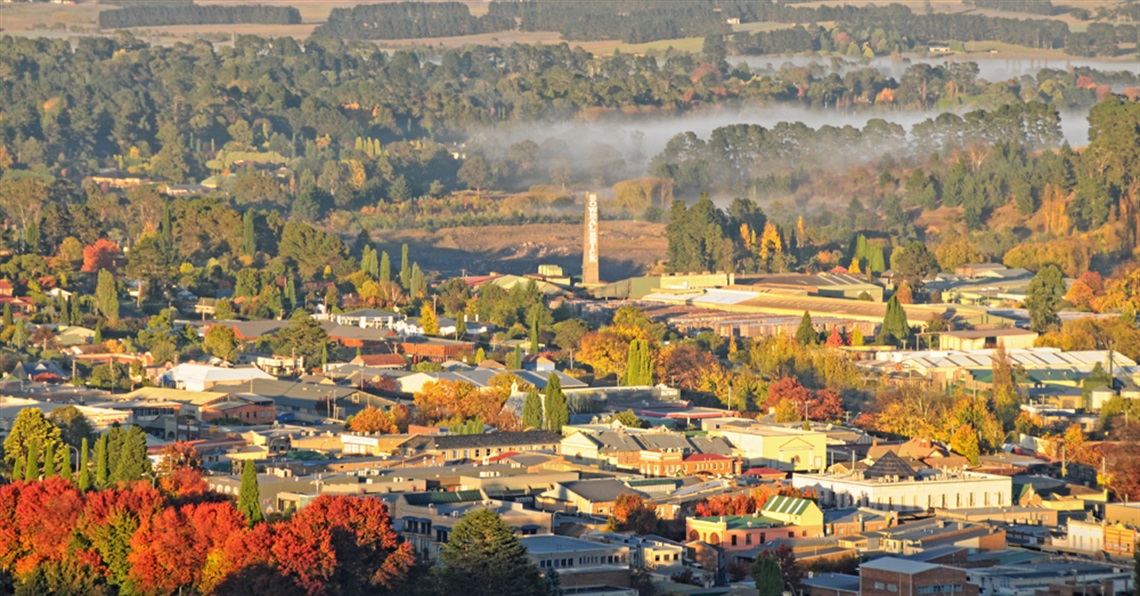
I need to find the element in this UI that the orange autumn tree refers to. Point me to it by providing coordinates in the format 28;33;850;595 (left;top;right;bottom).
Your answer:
607;493;659;535
0;478;412;594
81;239;121;273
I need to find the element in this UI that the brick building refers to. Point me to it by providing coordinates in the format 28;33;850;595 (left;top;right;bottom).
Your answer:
860;557;978;596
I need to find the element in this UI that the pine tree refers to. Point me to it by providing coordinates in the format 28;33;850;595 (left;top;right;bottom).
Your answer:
434;509;548;596
24;439;40;482
399;243;411;290
544;373;568;433
379;250;391;284
1026;264;1064;332
42;441;56;478
752;555;784;596
111;426;151;484
796;311;816;345
523;390;543;429
78;437;91;491
877;295;910;347
238;460;263;525
94;434;108;489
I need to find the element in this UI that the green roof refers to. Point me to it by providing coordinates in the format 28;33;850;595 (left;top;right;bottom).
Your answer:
694;514;784;530
969;369;1087;384
761;495;815;516
402;490;483;506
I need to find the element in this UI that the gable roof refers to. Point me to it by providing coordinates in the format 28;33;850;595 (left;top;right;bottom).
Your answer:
761;495;815;516
560;479;645;503
427;430;561;452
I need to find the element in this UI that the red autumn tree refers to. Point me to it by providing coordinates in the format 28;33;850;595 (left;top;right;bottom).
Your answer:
655;344;719;390
81;239;121;273
809;389;844;422
12;478;86;575
825;327;846;347
608;493;658;535
765;377;812;410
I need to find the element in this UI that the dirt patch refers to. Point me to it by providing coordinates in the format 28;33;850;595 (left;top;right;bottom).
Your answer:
374;221;667;280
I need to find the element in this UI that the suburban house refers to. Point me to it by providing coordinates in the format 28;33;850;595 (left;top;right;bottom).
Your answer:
123;387;275;424
538;478;648;516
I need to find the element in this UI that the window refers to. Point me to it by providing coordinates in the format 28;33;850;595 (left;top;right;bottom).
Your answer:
888;584;898;592
731;535;737;546
874;582;885;590
746;534;752;545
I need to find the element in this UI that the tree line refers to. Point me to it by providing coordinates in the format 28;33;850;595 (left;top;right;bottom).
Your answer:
98;4;301;29
650;102;1062;197
314;1;512;40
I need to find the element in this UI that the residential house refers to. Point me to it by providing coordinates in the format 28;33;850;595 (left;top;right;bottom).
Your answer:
349;353;406;369
760;495;825;535
212;378;394;420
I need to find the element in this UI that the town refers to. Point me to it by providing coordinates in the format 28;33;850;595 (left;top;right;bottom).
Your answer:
1;205;1138;594
0;0;1138;593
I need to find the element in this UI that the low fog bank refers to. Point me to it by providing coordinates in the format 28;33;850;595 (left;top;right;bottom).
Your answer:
467;103;1092;188
730;55;1140;83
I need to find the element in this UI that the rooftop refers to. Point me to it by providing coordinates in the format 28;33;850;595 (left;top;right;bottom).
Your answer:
691;514;784;530
521;535;623;554
860;556;940;575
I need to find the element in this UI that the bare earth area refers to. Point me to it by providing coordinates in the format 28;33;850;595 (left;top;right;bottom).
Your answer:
375;221;667;280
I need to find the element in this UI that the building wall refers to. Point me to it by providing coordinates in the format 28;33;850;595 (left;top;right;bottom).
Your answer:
862;566;979;596
793;473;1012;513
201;403;275;424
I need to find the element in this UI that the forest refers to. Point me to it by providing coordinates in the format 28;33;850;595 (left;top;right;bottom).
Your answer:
98;4;301;29
314;2;512;40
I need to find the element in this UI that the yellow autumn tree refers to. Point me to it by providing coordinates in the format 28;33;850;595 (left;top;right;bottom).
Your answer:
758;222;782;261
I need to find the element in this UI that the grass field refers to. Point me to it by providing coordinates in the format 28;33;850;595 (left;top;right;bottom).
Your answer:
375;221;667;279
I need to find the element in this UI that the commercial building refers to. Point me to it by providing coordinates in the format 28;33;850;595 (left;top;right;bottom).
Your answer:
388;489;552;562
521;535;632;589
704;420;828;472
792;454;1012;513
860;557;979;596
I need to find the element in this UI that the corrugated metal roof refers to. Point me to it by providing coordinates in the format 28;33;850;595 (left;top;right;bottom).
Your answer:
761;495;812;516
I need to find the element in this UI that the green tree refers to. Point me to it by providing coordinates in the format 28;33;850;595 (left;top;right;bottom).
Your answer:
94;434;108;489
795;311;816;345
241;209;256;256
455;313;467;339
42;442;56;478
1026;264;1064;332
4;408;65;471
78;437;91;491
623;339;653;386
522;390;543;429
95;269;119;325
272;311;329;367
203;324;240;362
24;439;40;481
877;295;910;347
49;405;96;449
544;373;568;433
110;426;151;484
752;555;783;596
238;459;263;525
434;509;548;596
613;410;645;428
529;317;539;354
399;243;411;290
379;250;391;284
509;345;523;370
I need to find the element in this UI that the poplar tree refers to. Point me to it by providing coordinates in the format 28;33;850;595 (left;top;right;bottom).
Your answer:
42;442;56;478
544;373;568;433
623;339;652;386
509;345;522;369
238;460;263;525
455;314;467;339
94;434;108;489
522;390;543;429
24;439;40;482
420;303;439;336
529;317;539;354
399;243;411;290
95;269;119;324
379;250;391;284
242;209;257;255
78;437;91;491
